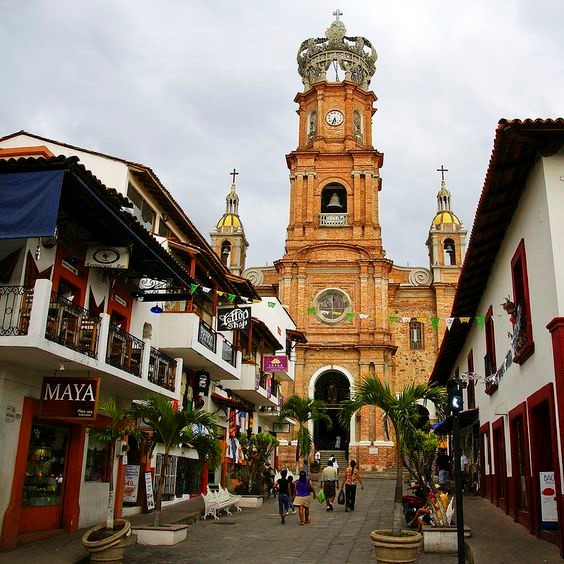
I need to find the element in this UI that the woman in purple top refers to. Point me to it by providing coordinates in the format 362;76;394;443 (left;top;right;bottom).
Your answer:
292;470;315;525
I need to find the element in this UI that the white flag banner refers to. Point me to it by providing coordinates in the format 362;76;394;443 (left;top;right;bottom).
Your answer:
445;317;455;331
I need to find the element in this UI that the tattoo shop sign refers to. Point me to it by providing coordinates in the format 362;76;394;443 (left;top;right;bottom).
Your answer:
217;306;250;330
39;376;100;420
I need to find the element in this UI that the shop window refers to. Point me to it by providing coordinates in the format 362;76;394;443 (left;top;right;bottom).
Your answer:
511;239;534;364
84;436;109;482
409;319;424;349
484;306;498;395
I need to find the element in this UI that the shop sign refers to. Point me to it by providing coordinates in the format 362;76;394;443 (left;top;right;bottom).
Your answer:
145;472;155;510
123;465;140;503
217;306;250;330
540;471;558;527
39;376;100;420
262;355;288;373
85;246;130;269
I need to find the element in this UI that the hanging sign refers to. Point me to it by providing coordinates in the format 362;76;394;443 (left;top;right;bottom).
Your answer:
263;355;288;373
145;472;155;511
85;246;130;269
217;306;251;330
539;471;558;527
123;465;140;503
39;376;100;420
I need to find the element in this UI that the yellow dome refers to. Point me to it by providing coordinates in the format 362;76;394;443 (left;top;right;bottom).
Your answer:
433;211;461;226
216;213;242;229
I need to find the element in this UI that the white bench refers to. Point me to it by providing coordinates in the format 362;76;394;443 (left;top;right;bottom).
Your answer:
202;486;242;520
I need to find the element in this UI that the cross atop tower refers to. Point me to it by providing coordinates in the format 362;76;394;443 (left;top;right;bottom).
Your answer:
333;8;343;21
229;168;239;184
436;165;448;182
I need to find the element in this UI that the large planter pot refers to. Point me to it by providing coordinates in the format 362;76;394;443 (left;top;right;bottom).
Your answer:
370;529;422;564
422;525;471;553
81;519;132;563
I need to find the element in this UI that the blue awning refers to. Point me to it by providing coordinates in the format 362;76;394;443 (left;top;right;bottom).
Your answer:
0;170;64;239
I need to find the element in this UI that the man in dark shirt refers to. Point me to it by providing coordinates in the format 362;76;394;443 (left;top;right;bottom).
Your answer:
276;469;290;523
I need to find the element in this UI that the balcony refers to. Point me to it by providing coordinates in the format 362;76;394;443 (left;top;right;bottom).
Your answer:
0;280;177;397
319;212;348;226
226;362;278;407
157;312;240;381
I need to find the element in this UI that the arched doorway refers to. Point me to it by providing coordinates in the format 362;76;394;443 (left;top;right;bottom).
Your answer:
313;371;350;453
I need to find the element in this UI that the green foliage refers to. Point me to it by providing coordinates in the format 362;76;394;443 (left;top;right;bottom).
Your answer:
238;432;279;495
279;395;331;466
340;377;446;536
128;393;220;525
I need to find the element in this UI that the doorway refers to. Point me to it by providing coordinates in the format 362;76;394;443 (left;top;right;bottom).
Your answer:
313;371;350;452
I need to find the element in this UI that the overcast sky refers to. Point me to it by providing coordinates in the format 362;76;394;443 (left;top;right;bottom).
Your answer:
3;1;564;269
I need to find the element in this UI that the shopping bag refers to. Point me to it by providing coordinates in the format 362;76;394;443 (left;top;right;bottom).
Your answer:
316;489;326;504
337;488;345;505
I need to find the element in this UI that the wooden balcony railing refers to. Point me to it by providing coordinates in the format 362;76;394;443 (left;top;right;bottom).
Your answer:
0;285;33;336
106;323;143;377
45;293;100;358
148;347;176;391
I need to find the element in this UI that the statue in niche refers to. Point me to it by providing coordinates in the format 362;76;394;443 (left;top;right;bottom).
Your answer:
327;383;338;404
354;110;363;142
308;111;317;143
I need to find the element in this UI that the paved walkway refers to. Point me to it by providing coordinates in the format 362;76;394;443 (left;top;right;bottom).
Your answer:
1;477;562;563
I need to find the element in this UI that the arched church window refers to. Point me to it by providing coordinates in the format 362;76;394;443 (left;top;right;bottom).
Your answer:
221;241;231;266
409;319;424;350
307;111;317;143
443;238;456;265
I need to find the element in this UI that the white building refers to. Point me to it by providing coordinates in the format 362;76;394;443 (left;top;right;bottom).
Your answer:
430;118;564;556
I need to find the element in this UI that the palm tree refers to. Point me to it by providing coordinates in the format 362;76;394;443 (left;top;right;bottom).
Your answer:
340;377;445;536
86;398;141;530
279;395;332;473
129;394;221;527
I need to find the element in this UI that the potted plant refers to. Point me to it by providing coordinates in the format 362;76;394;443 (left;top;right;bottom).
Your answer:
278;395;331;474
341;378;445;564
127;393;220;545
81;398;141;562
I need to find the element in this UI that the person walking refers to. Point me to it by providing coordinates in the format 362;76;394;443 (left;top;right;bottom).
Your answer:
287;474;296;514
436;448;450;492
276;469;290;524
293;470;315;525
321;459;339;511
341;459;363;512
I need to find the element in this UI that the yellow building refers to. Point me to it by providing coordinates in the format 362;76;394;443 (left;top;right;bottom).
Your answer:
228;15;466;471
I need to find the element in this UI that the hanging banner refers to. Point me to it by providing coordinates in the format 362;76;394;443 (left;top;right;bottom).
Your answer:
217;306;251;330
85;246;130;269
539;471;558;527
145;472;155;511
263;355;289;373
123;465;140;503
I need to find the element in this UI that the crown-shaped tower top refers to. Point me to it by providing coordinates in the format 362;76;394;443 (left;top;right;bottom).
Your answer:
297;11;377;91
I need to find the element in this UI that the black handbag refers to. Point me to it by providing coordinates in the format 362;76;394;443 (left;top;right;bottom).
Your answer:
337;488;345;505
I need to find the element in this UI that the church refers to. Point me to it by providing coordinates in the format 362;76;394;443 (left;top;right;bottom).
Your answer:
211;14;466;471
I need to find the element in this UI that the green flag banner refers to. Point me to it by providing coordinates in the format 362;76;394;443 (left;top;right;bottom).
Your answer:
431;317;439;331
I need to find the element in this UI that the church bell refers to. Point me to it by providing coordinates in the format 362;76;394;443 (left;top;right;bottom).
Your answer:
327;192;343;209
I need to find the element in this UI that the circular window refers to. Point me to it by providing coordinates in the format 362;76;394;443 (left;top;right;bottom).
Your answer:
314;288;352;324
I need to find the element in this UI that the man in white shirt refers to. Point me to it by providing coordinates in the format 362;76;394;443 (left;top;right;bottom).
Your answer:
321;459;339;511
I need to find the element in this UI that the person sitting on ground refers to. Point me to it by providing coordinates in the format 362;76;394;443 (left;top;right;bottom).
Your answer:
321;459;339;511
276;469;290;524
293;470;315;525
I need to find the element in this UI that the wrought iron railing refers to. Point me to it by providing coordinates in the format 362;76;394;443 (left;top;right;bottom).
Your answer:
45;293;101;358
197;318;217;353
148;347;176;391
221;337;237;366
106;323;143;377
0;285;33;336
319;212;348;226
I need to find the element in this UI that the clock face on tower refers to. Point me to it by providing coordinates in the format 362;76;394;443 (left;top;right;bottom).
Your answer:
325;110;344;126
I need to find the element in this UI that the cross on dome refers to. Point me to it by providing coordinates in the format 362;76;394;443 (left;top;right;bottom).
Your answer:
333;8;343;21
229;168;239;184
436;165;448;181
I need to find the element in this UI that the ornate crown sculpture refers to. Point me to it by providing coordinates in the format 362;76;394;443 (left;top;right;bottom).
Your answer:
297;17;377;91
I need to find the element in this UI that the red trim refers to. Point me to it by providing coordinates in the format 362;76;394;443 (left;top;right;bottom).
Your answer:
511;239;535;364
479;421;492;501
1;398;85;551
52;244;87;306
492;417;508;513
509;402;532;529
527;382;561;550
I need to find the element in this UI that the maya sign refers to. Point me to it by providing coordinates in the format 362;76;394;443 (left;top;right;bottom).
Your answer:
217;306;250;330
39;376;100;420
263;355;288;373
